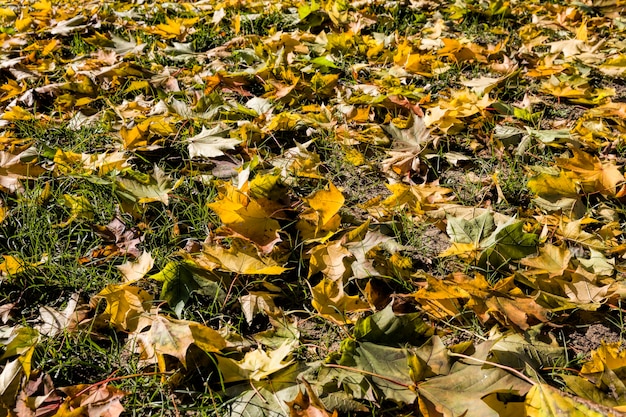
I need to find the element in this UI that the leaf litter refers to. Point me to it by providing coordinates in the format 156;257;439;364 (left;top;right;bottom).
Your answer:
2;0;626;416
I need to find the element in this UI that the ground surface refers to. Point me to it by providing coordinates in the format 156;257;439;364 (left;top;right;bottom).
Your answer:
2;0;626;416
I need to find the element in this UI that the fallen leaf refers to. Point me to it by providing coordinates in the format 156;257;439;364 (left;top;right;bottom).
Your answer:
117;165;179;205
520;243;572;277
311;278;370;324
117;251;154;283
525;383;615;417
287;379;338;417
216;340;297;383
92;283;153;332
208;182;282;252
197;240;288;275
555;148;624;196
186;125;241;158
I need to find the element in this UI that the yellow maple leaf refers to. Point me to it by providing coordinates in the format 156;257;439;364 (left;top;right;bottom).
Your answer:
2;106;33;121
581;342;626;375
297;182;344;241
520;243;572;277
305;182;344;226
439;242;479;258
57;194;94;227
311;278;369;324
93;283;153;332
308;239;352;282
527;170;579;199
0;255;27;276
556;148;624;196
208;182;282;252
525;383;610;417
412;275;468;319
150;16;198;40
197;241;287;275
215;340;297;383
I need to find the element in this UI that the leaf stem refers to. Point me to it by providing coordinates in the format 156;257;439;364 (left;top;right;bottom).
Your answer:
447;352;537;385
322;363;411;388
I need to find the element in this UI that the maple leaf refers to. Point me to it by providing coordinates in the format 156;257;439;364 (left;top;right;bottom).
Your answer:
92;215;144;258
599;54;626;77
57;193;94;227
216;340;297;383
381;113;432;177
527;169;586;218
0;151;45;193
297;182;345;241
286;380;338;417
271;140;324;180
557;271;611;305
520;243;572;277
207;182;282;252
240;292;279;325
525;383;615;417
362;182;453;219
0;255;27;277
148;315;194;366
117;251;154;283
195;240;287;275
308;239;353;282
419;361;531;417
92;283;153;332
345;229;399;279
555;148;624;196
34;293;88;337
311;278;369;324
148;16;198;41
131;314;225;369
150;260;226;317
51;383;126;417
185;125;241;158
116;165;179;205
441;212;538;266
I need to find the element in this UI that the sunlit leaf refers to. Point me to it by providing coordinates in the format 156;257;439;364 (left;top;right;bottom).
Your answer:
116;165;179;205
311;278;369;324
197;241;287;275
525;383;613;417
208;182;282;252
216;340;297;383
186;125;241;158
151;260;224;317
93;284;153;332
520;243;571;277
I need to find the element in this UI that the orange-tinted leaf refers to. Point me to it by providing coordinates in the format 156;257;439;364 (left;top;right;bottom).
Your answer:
556;148;624;196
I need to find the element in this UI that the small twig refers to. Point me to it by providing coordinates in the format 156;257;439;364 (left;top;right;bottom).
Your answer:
249;379;268;404
541;366;580;374
448;352;537;386
222;273;240;309
170;391;181;417
70;371;174;400
323;363;411;388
